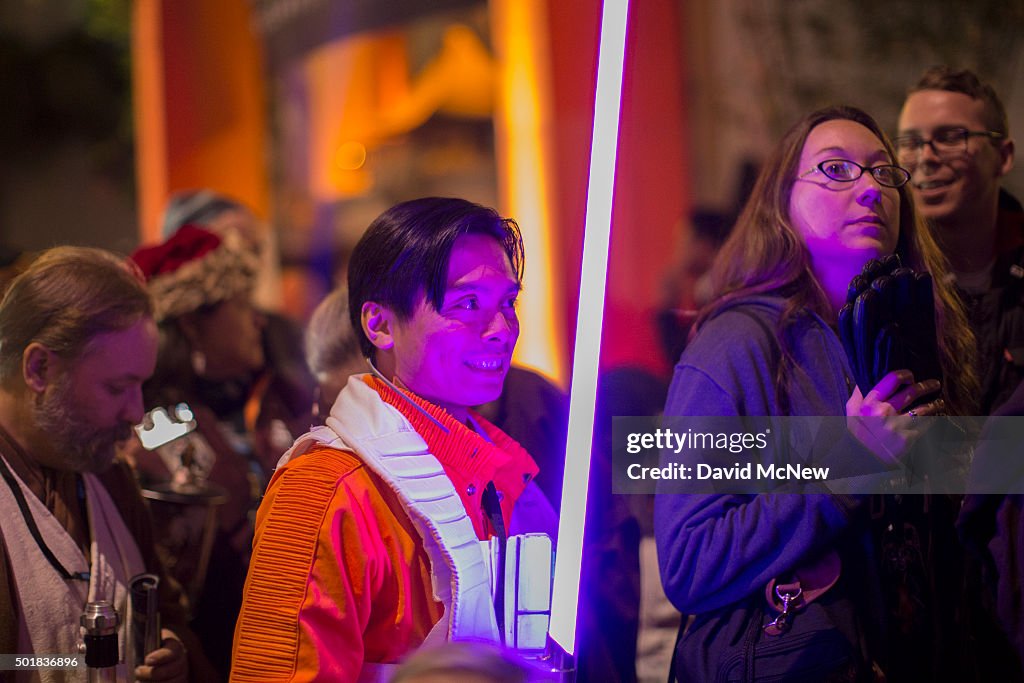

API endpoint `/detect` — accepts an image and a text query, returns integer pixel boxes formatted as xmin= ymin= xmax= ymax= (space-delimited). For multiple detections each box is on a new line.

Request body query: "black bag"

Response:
xmin=672 ymin=594 xmax=865 ymax=683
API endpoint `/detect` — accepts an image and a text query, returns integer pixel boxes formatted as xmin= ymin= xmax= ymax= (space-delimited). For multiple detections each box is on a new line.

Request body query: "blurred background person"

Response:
xmin=304 ymin=286 xmax=367 ymax=424
xmin=656 ymin=162 xmax=757 ymax=367
xmin=128 ymin=224 xmax=306 ymax=679
xmin=161 ymin=190 xmax=281 ymax=311
xmin=161 ymin=189 xmax=316 ymax=409
xmin=897 ymin=66 xmax=1019 ymax=416
xmin=656 ymin=209 xmax=735 ymax=367
xmin=906 ymin=68 xmax=1024 ymax=681
xmin=389 ymin=641 xmax=532 ymax=683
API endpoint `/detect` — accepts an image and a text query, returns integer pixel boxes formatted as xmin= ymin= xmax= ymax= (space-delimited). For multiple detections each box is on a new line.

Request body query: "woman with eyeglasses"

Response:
xmin=654 ymin=105 xmax=978 ymax=681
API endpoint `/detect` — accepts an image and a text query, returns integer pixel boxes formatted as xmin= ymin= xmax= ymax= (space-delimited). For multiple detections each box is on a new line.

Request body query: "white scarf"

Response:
xmin=279 ymin=376 xmax=500 ymax=646
xmin=0 ymin=460 xmax=146 ymax=682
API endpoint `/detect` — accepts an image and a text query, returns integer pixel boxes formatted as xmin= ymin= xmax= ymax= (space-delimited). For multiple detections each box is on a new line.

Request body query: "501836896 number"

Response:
xmin=0 ymin=654 xmax=83 ymax=670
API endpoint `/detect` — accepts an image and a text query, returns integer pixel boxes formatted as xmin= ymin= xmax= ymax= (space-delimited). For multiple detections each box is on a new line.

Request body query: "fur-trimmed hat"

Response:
xmin=131 ymin=224 xmax=259 ymax=322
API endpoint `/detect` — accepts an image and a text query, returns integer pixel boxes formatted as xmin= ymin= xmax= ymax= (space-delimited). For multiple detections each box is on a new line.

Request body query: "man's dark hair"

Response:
xmin=909 ymin=65 xmax=1009 ymax=136
xmin=0 ymin=247 xmax=153 ymax=384
xmin=348 ymin=197 xmax=524 ymax=359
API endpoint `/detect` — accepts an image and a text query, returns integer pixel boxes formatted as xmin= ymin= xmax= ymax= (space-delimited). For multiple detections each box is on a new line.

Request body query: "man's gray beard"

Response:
xmin=33 ymin=379 xmax=130 ymax=473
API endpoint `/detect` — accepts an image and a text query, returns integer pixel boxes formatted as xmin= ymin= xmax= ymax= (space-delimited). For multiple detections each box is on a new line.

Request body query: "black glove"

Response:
xmin=837 ymin=254 xmax=943 ymax=395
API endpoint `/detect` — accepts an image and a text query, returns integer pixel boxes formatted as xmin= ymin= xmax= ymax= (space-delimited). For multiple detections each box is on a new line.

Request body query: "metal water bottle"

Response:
xmin=129 ymin=573 xmax=161 ymax=669
xmin=81 ymin=600 xmax=119 ymax=682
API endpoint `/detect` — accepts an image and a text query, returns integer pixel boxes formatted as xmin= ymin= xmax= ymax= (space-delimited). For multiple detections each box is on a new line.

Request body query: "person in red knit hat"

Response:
xmin=230 ymin=197 xmax=557 ymax=682
xmin=130 ymin=224 xmax=309 ymax=680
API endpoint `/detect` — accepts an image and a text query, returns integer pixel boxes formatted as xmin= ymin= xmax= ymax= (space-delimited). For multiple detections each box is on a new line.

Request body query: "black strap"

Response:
xmin=482 ymin=481 xmax=507 ymax=639
xmin=0 ymin=452 xmax=90 ymax=582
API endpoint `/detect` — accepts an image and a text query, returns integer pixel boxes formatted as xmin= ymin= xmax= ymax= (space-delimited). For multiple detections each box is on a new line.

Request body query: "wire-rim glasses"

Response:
xmin=800 ymin=159 xmax=910 ymax=188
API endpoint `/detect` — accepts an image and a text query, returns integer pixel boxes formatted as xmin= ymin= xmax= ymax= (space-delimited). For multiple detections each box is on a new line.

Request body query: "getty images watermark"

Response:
xmin=625 ymin=427 xmax=828 ymax=482
xmin=612 ymin=415 xmax=1024 ymax=495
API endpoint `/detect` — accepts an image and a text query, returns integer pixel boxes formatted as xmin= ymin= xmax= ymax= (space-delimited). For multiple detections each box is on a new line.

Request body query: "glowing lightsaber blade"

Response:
xmin=548 ymin=0 xmax=631 ymax=661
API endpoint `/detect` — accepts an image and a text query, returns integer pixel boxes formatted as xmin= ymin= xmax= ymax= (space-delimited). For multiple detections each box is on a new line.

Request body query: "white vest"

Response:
xmin=0 ymin=460 xmax=146 ymax=683
xmin=279 ymin=377 xmax=501 ymax=651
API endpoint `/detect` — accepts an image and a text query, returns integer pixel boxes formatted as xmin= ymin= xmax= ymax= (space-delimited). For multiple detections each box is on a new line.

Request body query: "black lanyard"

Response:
xmin=482 ymin=481 xmax=507 ymax=638
xmin=0 ymin=448 xmax=90 ymax=582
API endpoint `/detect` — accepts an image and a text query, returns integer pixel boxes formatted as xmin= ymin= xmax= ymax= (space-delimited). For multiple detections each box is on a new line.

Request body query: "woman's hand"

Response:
xmin=134 ymin=629 xmax=188 ymax=682
xmin=846 ymin=369 xmax=944 ymax=465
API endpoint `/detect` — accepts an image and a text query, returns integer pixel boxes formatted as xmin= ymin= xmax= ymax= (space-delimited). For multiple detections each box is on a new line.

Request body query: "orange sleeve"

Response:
xmin=230 ymin=447 xmax=442 ymax=682
xmin=231 ymin=448 xmax=379 ymax=682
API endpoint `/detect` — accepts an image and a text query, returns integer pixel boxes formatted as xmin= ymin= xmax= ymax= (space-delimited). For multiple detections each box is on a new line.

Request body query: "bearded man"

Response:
xmin=0 ymin=246 xmax=215 ymax=682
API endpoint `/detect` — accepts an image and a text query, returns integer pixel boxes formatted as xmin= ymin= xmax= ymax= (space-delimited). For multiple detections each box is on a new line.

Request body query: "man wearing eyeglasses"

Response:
xmin=897 ymin=65 xmax=1020 ymax=415
xmin=900 ymin=67 xmax=1024 ymax=680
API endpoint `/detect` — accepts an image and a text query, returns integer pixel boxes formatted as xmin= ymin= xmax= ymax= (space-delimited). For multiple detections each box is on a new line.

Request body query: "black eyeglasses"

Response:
xmin=895 ymin=126 xmax=1005 ymax=160
xmin=800 ymin=159 xmax=910 ymax=188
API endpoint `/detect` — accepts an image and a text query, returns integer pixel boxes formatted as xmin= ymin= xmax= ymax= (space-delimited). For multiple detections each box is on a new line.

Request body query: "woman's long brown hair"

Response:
xmin=697 ymin=105 xmax=978 ymax=415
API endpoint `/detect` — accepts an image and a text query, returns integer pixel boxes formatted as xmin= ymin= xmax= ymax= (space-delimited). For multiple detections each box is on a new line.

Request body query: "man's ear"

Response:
xmin=999 ymin=137 xmax=1015 ymax=177
xmin=362 ymin=301 xmax=395 ymax=351
xmin=22 ymin=343 xmax=56 ymax=394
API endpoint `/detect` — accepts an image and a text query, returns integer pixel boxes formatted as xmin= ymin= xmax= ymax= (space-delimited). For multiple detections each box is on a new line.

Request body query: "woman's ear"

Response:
xmin=362 ymin=301 xmax=395 ymax=351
